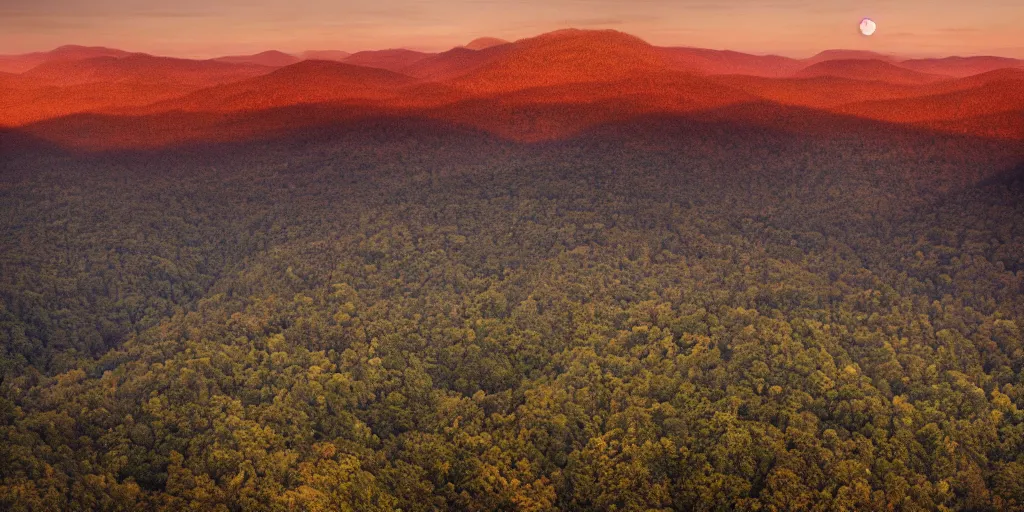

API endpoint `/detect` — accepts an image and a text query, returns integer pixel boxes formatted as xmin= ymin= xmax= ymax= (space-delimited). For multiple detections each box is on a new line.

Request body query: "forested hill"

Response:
xmin=1 ymin=120 xmax=1024 ymax=510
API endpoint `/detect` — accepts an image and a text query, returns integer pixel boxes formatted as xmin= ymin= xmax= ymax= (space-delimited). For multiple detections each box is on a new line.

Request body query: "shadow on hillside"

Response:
xmin=3 ymin=103 xmax=1022 ymax=171
xmin=977 ymin=160 xmax=1024 ymax=189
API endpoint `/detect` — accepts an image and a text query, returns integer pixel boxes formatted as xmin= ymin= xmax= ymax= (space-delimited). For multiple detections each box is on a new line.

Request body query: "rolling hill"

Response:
xmin=14 ymin=70 xmax=757 ymax=147
xmin=0 ymin=82 xmax=204 ymax=126
xmin=398 ymin=45 xmax=515 ymax=80
xmin=794 ymin=59 xmax=947 ymax=85
xmin=342 ymin=49 xmax=434 ymax=71
xmin=835 ymin=78 xmax=1024 ymax=123
xmin=464 ymin=37 xmax=510 ymax=50
xmin=5 ymin=28 xmax=1024 ymax=147
xmin=214 ymin=50 xmax=302 ymax=67
xmin=141 ymin=60 xmax=416 ymax=113
xmin=300 ymin=50 xmax=352 ymax=61
xmin=449 ymin=29 xmax=670 ymax=93
xmin=926 ymin=109 xmax=1024 ymax=139
xmin=709 ymin=75 xmax=920 ymax=108
xmin=0 ymin=45 xmax=132 ymax=73
xmin=657 ymin=47 xmax=803 ymax=77
xmin=898 ymin=56 xmax=1024 ymax=77
xmin=803 ymin=49 xmax=896 ymax=65
xmin=0 ymin=55 xmax=277 ymax=126
xmin=424 ymin=72 xmax=756 ymax=140
xmin=20 ymin=54 xmax=274 ymax=87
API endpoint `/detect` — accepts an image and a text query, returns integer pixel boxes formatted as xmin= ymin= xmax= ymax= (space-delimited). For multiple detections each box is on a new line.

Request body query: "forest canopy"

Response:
xmin=1 ymin=119 xmax=1023 ymax=511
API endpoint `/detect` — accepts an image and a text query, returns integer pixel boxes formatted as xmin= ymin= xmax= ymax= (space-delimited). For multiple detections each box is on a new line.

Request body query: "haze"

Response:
xmin=1 ymin=0 xmax=1022 ymax=58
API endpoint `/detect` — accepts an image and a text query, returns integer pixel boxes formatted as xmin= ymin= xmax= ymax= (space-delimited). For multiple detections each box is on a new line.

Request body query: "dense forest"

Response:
xmin=1 ymin=119 xmax=1024 ymax=510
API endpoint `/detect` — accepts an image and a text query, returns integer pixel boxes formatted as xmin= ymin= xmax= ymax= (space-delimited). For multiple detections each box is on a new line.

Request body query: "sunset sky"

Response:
xmin=1 ymin=0 xmax=1021 ymax=58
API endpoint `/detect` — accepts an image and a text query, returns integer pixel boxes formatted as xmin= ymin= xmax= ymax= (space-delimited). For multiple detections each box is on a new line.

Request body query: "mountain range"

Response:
xmin=2 ymin=29 xmax=1023 ymax=149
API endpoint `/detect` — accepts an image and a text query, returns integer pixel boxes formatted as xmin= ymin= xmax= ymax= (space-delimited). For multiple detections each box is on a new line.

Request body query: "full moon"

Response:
xmin=859 ymin=18 xmax=877 ymax=36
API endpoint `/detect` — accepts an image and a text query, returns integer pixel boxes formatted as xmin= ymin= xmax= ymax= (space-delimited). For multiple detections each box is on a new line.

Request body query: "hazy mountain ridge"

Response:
xmin=464 ymin=37 xmax=510 ymax=50
xmin=214 ymin=50 xmax=302 ymax=67
xmin=0 ymin=44 xmax=132 ymax=73
xmin=4 ymin=29 xmax=1024 ymax=146
xmin=793 ymin=59 xmax=948 ymax=85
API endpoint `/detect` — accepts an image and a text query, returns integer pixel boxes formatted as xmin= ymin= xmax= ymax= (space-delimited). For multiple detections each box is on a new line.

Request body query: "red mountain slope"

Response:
xmin=925 ymin=67 xmax=1024 ymax=89
xmin=711 ymin=75 xmax=920 ymax=108
xmin=0 ymin=71 xmax=33 ymax=89
xmin=450 ymin=29 xmax=670 ymax=94
xmin=465 ymin=38 xmax=510 ymax=50
xmin=794 ymin=59 xmax=947 ymax=85
xmin=0 ymin=82 xmax=201 ymax=126
xmin=300 ymin=50 xmax=351 ymax=61
xmin=9 ymin=30 xmax=1024 ymax=148
xmin=898 ymin=56 xmax=1024 ymax=78
xmin=712 ymin=68 xmax=1024 ymax=110
xmin=1 ymin=56 xmax=276 ymax=126
xmin=657 ymin=47 xmax=803 ymax=77
xmin=214 ymin=50 xmax=301 ymax=67
xmin=342 ymin=49 xmax=434 ymax=72
xmin=15 ymin=75 xmax=753 ymax=149
xmin=835 ymin=78 xmax=1024 ymax=123
xmin=926 ymin=110 xmax=1024 ymax=140
xmin=21 ymin=54 xmax=274 ymax=87
xmin=428 ymin=72 xmax=755 ymax=140
xmin=890 ymin=68 xmax=1024 ymax=99
xmin=803 ymin=50 xmax=896 ymax=65
xmin=0 ymin=45 xmax=132 ymax=73
xmin=400 ymin=45 xmax=514 ymax=80
xmin=142 ymin=60 xmax=416 ymax=113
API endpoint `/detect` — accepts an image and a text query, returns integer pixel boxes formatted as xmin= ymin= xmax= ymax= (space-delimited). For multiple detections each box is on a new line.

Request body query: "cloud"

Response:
xmin=934 ymin=27 xmax=982 ymax=33
xmin=882 ymin=32 xmax=918 ymax=38
xmin=558 ymin=17 xmax=628 ymax=26
xmin=0 ymin=16 xmax=89 ymax=30
xmin=0 ymin=6 xmax=214 ymax=19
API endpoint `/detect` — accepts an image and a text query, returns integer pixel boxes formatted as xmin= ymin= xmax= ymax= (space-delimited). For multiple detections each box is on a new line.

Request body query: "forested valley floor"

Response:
xmin=2 ymin=119 xmax=1024 ymax=511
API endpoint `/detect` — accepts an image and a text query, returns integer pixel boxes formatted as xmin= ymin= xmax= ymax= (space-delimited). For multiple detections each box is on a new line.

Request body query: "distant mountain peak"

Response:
xmin=0 ymin=45 xmax=134 ymax=73
xmin=214 ymin=50 xmax=300 ymax=67
xmin=803 ymin=58 xmax=904 ymax=69
xmin=341 ymin=49 xmax=434 ymax=72
xmin=47 ymin=45 xmax=133 ymax=59
xmin=898 ymin=55 xmax=1024 ymax=77
xmin=806 ymin=49 xmax=896 ymax=65
xmin=255 ymin=50 xmax=292 ymax=57
xmin=795 ymin=58 xmax=945 ymax=85
xmin=267 ymin=59 xmax=411 ymax=79
xmin=464 ymin=37 xmax=510 ymax=50
xmin=450 ymin=28 xmax=668 ymax=94
xmin=528 ymin=28 xmax=651 ymax=44
xmin=300 ymin=50 xmax=351 ymax=61
xmin=52 ymin=44 xmax=126 ymax=53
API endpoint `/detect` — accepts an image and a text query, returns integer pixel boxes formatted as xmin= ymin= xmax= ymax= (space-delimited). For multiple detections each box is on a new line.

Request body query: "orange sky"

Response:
xmin=1 ymin=0 xmax=1022 ymax=58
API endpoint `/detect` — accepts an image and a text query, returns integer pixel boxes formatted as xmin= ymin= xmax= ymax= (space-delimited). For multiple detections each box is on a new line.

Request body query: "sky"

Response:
xmin=1 ymin=0 xmax=1021 ymax=58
